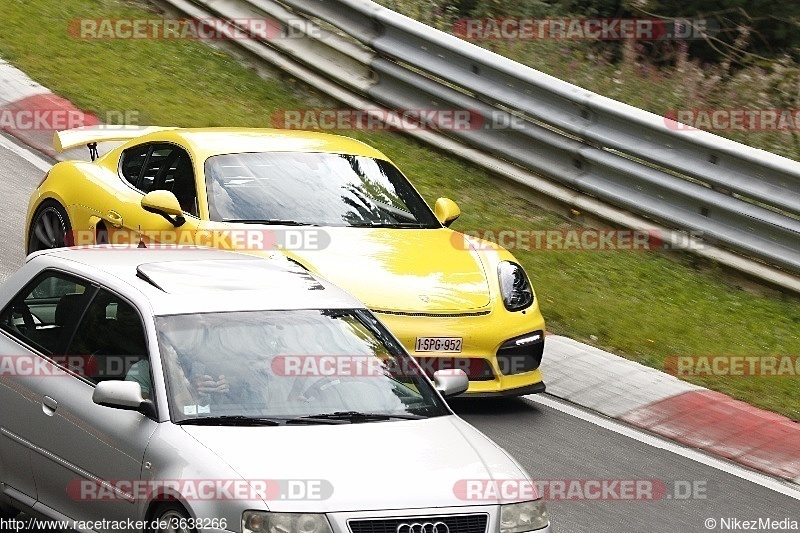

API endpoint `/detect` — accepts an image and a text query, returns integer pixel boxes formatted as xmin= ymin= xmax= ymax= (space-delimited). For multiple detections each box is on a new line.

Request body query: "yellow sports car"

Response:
xmin=27 ymin=127 xmax=547 ymax=395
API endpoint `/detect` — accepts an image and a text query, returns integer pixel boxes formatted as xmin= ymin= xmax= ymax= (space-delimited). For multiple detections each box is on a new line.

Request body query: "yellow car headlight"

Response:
xmin=498 ymin=261 xmax=534 ymax=312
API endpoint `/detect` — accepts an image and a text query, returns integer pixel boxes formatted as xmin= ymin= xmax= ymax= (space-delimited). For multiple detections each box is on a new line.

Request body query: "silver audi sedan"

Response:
xmin=0 ymin=246 xmax=550 ymax=533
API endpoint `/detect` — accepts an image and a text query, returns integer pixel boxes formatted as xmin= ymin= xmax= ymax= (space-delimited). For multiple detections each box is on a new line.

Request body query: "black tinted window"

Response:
xmin=0 ymin=272 xmax=90 ymax=355
xmin=120 ymin=143 xmax=197 ymax=216
xmin=139 ymin=146 xmax=173 ymax=192
xmin=68 ymin=290 xmax=148 ymax=384
xmin=161 ymin=150 xmax=197 ymax=216
xmin=120 ymin=144 xmax=149 ymax=187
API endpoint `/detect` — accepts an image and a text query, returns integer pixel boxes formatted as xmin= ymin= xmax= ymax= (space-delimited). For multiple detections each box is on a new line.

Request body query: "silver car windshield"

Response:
xmin=204 ymin=152 xmax=440 ymax=228
xmin=155 ymin=309 xmax=450 ymax=423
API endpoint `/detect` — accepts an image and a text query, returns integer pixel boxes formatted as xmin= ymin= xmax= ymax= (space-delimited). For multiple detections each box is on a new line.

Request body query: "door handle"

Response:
xmin=107 ymin=210 xmax=123 ymax=228
xmin=42 ymin=395 xmax=58 ymax=416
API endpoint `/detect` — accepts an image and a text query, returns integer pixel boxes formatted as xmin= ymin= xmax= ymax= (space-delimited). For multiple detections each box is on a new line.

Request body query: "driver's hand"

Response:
xmin=193 ymin=374 xmax=230 ymax=395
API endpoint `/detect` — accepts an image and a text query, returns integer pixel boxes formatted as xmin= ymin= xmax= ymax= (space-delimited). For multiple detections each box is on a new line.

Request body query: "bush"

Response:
xmin=560 ymin=0 xmax=800 ymax=63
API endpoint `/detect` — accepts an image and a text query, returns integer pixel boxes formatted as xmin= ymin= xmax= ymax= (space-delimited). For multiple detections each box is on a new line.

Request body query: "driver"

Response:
xmin=125 ymin=354 xmax=230 ymax=406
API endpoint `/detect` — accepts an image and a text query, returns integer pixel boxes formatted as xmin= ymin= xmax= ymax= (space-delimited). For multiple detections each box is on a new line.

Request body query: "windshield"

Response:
xmin=204 ymin=152 xmax=440 ymax=228
xmin=155 ymin=309 xmax=450 ymax=423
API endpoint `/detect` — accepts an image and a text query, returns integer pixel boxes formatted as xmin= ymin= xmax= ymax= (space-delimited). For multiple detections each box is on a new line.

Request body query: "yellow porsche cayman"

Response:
xmin=27 ymin=127 xmax=546 ymax=395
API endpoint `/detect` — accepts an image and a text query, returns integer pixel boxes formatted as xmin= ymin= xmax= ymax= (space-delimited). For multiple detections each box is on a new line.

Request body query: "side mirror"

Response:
xmin=434 ymin=198 xmax=461 ymax=227
xmin=433 ymin=369 xmax=469 ymax=398
xmin=92 ymin=380 xmax=155 ymax=417
xmin=141 ymin=190 xmax=186 ymax=227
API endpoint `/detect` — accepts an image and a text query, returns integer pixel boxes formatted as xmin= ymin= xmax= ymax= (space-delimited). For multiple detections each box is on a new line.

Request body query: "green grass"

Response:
xmin=1 ymin=0 xmax=799 ymax=419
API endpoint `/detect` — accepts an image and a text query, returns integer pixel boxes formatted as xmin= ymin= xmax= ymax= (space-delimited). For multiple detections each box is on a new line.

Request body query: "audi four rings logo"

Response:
xmin=396 ymin=522 xmax=450 ymax=533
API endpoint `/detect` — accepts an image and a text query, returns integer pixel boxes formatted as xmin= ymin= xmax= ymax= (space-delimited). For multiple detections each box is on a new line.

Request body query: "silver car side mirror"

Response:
xmin=433 ymin=369 xmax=469 ymax=397
xmin=92 ymin=380 xmax=154 ymax=417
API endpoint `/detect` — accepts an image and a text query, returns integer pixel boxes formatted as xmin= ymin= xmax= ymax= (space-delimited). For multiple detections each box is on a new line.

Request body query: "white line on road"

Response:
xmin=525 ymin=393 xmax=800 ymax=500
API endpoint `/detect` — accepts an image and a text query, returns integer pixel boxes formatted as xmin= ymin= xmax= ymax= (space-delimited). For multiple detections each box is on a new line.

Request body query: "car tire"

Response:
xmin=148 ymin=502 xmax=197 ymax=533
xmin=27 ymin=200 xmax=72 ymax=255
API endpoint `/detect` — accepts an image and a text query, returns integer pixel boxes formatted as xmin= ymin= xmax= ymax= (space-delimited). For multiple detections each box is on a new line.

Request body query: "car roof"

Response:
xmin=122 ymin=128 xmax=390 ymax=162
xmin=26 ymin=246 xmax=364 ymax=316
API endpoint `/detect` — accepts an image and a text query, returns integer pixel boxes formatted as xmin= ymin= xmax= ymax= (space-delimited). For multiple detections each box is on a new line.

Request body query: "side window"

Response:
xmin=67 ymin=290 xmax=150 ymax=394
xmin=0 ymin=272 xmax=91 ymax=355
xmin=120 ymin=143 xmax=198 ymax=217
xmin=163 ymin=151 xmax=198 ymax=216
xmin=120 ymin=144 xmax=149 ymax=187
xmin=139 ymin=146 xmax=173 ymax=193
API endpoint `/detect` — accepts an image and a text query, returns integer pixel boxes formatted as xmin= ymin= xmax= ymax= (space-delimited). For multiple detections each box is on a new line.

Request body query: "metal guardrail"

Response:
xmin=163 ymin=0 xmax=800 ymax=279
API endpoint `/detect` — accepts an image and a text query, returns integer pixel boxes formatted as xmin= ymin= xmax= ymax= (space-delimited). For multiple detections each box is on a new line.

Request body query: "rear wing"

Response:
xmin=53 ymin=125 xmax=177 ymax=155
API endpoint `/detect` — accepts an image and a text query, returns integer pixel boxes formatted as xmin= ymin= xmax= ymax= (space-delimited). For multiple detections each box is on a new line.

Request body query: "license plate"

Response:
xmin=414 ymin=337 xmax=463 ymax=353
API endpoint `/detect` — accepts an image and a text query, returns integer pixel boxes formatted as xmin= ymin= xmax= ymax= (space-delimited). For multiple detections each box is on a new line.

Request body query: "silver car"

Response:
xmin=0 ymin=247 xmax=550 ymax=533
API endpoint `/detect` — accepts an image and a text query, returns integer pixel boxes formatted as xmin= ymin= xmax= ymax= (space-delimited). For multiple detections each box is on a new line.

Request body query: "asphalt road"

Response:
xmin=0 ymin=134 xmax=798 ymax=532
xmin=0 ymin=135 xmax=43 ymax=279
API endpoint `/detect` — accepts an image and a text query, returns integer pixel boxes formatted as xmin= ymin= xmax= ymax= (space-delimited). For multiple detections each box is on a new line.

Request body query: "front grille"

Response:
xmin=349 ymin=514 xmax=488 ymax=533
xmin=495 ymin=330 xmax=545 ymax=375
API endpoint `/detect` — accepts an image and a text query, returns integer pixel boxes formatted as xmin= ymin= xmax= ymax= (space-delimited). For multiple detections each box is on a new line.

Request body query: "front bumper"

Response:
xmin=326 ymin=505 xmax=551 ymax=533
xmin=464 ymin=380 xmax=546 ymax=398
xmin=373 ymin=306 xmax=547 ymax=395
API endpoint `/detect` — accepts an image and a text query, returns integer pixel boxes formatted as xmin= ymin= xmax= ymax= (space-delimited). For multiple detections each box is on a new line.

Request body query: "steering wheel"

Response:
xmin=294 ymin=376 xmax=349 ymax=402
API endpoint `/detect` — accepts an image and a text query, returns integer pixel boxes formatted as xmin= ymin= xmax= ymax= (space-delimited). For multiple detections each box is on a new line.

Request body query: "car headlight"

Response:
xmin=499 ymin=500 xmax=549 ymax=533
xmin=243 ymin=512 xmax=334 ymax=533
xmin=498 ymin=261 xmax=534 ymax=311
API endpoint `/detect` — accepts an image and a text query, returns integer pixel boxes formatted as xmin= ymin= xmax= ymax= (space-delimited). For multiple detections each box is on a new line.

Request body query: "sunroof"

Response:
xmin=136 ymin=259 xmax=324 ymax=293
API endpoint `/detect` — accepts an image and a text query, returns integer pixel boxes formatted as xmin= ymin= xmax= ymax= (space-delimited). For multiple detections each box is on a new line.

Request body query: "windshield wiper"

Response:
xmin=177 ymin=415 xmax=282 ymax=426
xmin=286 ymin=411 xmax=425 ymax=424
xmin=222 ymin=219 xmax=319 ymax=226
xmin=375 ymin=222 xmax=428 ymax=228
xmin=347 ymin=221 xmax=427 ymax=228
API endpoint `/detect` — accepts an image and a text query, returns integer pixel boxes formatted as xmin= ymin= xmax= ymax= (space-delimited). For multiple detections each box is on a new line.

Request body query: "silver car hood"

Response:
xmin=180 ymin=415 xmax=529 ymax=512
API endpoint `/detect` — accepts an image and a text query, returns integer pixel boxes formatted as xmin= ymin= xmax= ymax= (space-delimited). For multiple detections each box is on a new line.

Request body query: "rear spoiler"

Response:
xmin=53 ymin=125 xmax=177 ymax=154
